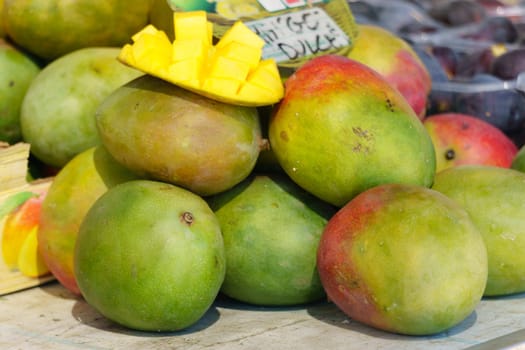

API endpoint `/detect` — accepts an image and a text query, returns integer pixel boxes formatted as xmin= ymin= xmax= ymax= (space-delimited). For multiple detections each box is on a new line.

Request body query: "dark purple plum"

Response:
xmin=427 ymin=88 xmax=456 ymax=116
xmin=491 ymin=48 xmax=525 ymax=80
xmin=430 ymin=45 xmax=460 ymax=78
xmin=412 ymin=44 xmax=450 ymax=82
xmin=454 ymin=73 xmax=525 ymax=133
xmin=462 ymin=17 xmax=518 ymax=43
xmin=398 ymin=21 xmax=441 ymax=38
xmin=478 ymin=0 xmax=510 ymax=13
xmin=455 ymin=46 xmax=497 ymax=78
xmin=429 ymin=0 xmax=487 ymax=26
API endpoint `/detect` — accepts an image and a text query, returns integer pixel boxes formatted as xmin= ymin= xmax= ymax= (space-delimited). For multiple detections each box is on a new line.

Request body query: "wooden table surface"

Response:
xmin=1 ymin=281 xmax=525 ymax=349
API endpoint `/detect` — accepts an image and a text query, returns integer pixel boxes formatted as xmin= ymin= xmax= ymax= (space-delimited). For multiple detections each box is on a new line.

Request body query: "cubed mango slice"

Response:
xmin=207 ymin=55 xmax=251 ymax=81
xmin=118 ymin=44 xmax=136 ymax=66
xmin=246 ymin=59 xmax=284 ymax=95
xmin=216 ymin=20 xmax=265 ymax=50
xmin=215 ymin=41 xmax=262 ymax=69
xmin=174 ymin=11 xmax=213 ymax=46
xmin=172 ymin=39 xmax=208 ymax=61
xmin=131 ymin=24 xmax=159 ymax=43
xmin=117 ymin=11 xmax=284 ymax=106
xmin=168 ymin=59 xmax=203 ymax=83
xmin=237 ymin=81 xmax=281 ymax=104
xmin=202 ymin=77 xmax=241 ymax=96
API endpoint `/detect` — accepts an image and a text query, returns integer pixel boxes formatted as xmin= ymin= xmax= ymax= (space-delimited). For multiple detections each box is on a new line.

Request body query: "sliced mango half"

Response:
xmin=118 ymin=10 xmax=283 ymax=106
xmin=1 ymin=190 xmax=50 ymax=278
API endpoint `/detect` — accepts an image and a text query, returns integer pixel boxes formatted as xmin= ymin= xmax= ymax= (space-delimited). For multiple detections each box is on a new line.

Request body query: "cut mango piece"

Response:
xmin=118 ymin=44 xmax=136 ymax=66
xmin=2 ymin=196 xmax=42 ymax=269
xmin=246 ymin=59 xmax=284 ymax=95
xmin=238 ymin=81 xmax=281 ymax=104
xmin=131 ymin=33 xmax=172 ymax=61
xmin=172 ymin=39 xmax=208 ymax=61
xmin=17 ymin=227 xmax=50 ymax=278
xmin=202 ymin=77 xmax=242 ymax=96
xmin=216 ymin=20 xmax=265 ymax=50
xmin=118 ymin=11 xmax=284 ymax=106
xmin=215 ymin=41 xmax=262 ymax=69
xmin=207 ymin=55 xmax=251 ymax=81
xmin=2 ymin=191 xmax=46 ymax=275
xmin=131 ymin=24 xmax=160 ymax=43
xmin=168 ymin=59 xmax=203 ymax=83
xmin=174 ymin=11 xmax=212 ymax=45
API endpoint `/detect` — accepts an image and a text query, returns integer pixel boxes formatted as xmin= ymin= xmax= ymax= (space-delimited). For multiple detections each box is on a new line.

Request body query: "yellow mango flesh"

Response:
xmin=216 ymin=20 xmax=265 ymax=50
xmin=216 ymin=41 xmax=262 ymax=70
xmin=117 ymin=11 xmax=283 ymax=106
xmin=174 ymin=10 xmax=211 ymax=44
xmin=2 ymin=197 xmax=40 ymax=268
xmin=17 ymin=227 xmax=50 ymax=278
xmin=1 ymin=193 xmax=50 ymax=277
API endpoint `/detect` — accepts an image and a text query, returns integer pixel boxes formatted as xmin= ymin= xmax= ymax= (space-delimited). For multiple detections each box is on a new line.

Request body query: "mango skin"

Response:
xmin=38 ymin=146 xmax=140 ymax=295
xmin=207 ymin=174 xmax=336 ymax=306
xmin=269 ymin=54 xmax=436 ymax=207
xmin=0 ymin=39 xmax=40 ymax=144
xmin=0 ymin=0 xmax=5 ymax=38
xmin=75 ymin=180 xmax=225 ymax=332
xmin=424 ymin=113 xmax=518 ymax=173
xmin=348 ymin=25 xmax=431 ymax=120
xmin=317 ymin=183 xmax=488 ymax=336
xmin=4 ymin=0 xmax=152 ymax=61
xmin=20 ymin=47 xmax=143 ymax=168
xmin=96 ymin=75 xmax=262 ymax=197
xmin=511 ymin=144 xmax=525 ymax=172
xmin=432 ymin=165 xmax=525 ymax=296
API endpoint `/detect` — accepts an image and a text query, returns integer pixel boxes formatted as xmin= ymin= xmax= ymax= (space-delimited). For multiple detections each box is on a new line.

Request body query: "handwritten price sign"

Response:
xmin=246 ymin=7 xmax=350 ymax=63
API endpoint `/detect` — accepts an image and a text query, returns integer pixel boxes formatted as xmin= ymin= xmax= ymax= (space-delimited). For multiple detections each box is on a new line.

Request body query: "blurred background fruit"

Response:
xmin=149 ymin=0 xmax=175 ymax=40
xmin=0 ymin=39 xmax=40 ymax=144
xmin=347 ymin=24 xmax=431 ymax=120
xmin=0 ymin=0 xmax=6 ymax=38
xmin=214 ymin=0 xmax=261 ymax=20
xmin=167 ymin=0 xmax=215 ymax=12
xmin=3 ymin=0 xmax=153 ymax=62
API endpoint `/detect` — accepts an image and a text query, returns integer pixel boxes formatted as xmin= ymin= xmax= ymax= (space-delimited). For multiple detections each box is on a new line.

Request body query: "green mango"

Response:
xmin=0 ymin=39 xmax=40 ymax=143
xmin=38 ymin=145 xmax=140 ymax=295
xmin=75 ymin=180 xmax=225 ymax=332
xmin=20 ymin=47 xmax=143 ymax=168
xmin=207 ymin=174 xmax=336 ymax=306
xmin=511 ymin=144 xmax=525 ymax=172
xmin=4 ymin=0 xmax=153 ymax=61
xmin=318 ymin=183 xmax=487 ymax=335
xmin=433 ymin=165 xmax=525 ymax=296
